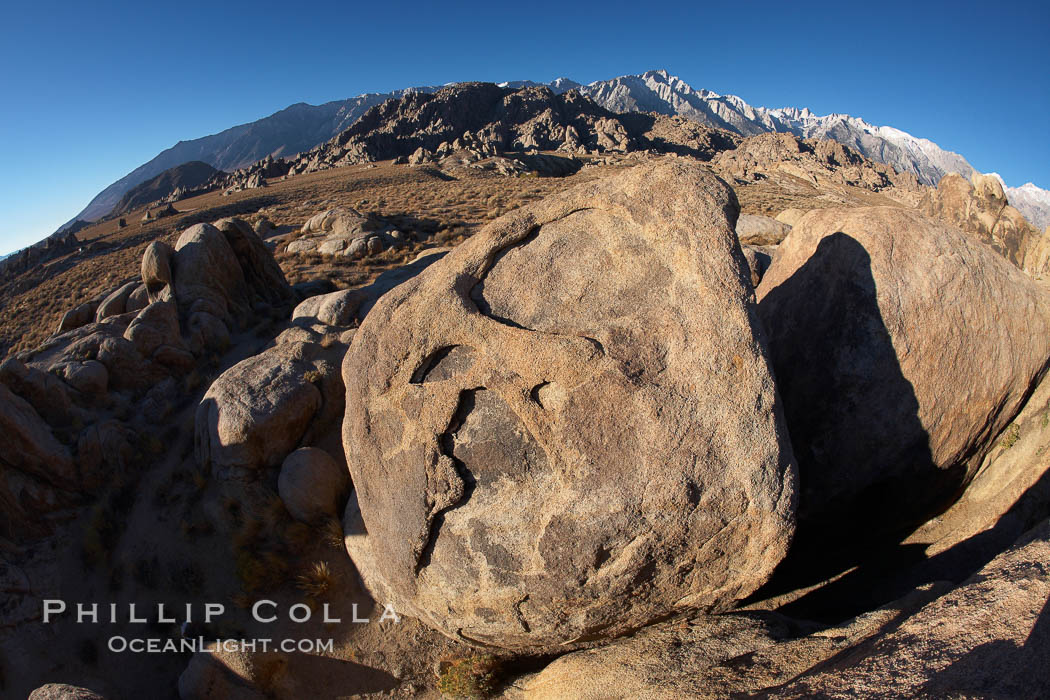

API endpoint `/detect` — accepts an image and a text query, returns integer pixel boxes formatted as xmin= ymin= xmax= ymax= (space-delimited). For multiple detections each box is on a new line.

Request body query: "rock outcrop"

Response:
xmin=342 ymin=159 xmax=797 ymax=651
xmin=919 ymin=171 xmax=1040 ymax=268
xmin=171 ymin=219 xmax=293 ymax=352
xmin=3 ymin=216 xmax=294 ymax=539
xmin=286 ymin=207 xmax=406 ymax=258
xmin=713 ymin=132 xmax=923 ymax=203
xmin=756 ymin=206 xmax=1050 ymax=542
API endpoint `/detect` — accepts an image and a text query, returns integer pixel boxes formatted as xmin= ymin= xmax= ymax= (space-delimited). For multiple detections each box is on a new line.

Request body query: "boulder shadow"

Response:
xmin=750 ymin=232 xmax=967 ymax=618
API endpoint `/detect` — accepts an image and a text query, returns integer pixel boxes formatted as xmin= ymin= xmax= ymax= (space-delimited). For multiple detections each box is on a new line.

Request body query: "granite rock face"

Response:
xmin=757 ymin=206 xmax=1050 ymax=540
xmin=342 ymin=159 xmax=797 ymax=651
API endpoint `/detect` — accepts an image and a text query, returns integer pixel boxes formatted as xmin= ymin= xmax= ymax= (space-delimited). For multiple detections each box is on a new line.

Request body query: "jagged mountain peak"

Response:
xmin=68 ymin=69 xmax=1040 ymax=232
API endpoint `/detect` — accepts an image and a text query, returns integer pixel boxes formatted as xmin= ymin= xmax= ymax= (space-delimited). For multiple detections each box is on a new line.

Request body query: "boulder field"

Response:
xmin=6 ymin=156 xmax=1050 ymax=697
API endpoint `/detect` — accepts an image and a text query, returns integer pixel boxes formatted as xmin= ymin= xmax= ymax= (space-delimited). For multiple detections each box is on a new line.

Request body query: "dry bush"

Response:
xmin=437 ymin=654 xmax=502 ymax=699
xmin=296 ymin=561 xmax=335 ymax=598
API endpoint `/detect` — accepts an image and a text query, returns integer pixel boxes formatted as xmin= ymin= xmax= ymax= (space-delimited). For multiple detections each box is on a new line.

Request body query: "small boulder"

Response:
xmin=28 ymin=684 xmax=107 ymax=700
xmin=195 ymin=342 xmax=339 ymax=475
xmin=57 ymin=299 xmax=101 ymax=334
xmin=95 ymin=280 xmax=140 ymax=322
xmin=278 ymin=447 xmax=349 ymax=523
xmin=291 ymin=289 xmax=365 ymax=328
xmin=52 ymin=360 xmax=108 ymax=395
xmin=142 ymin=240 xmax=175 ymax=303
xmin=736 ymin=213 xmax=791 ymax=246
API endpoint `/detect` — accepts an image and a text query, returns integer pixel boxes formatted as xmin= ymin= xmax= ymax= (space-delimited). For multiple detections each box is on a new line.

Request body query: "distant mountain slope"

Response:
xmin=988 ymin=175 xmax=1050 ymax=230
xmin=74 ymin=86 xmax=442 ymax=222
xmin=112 ymin=161 xmax=222 ymax=215
xmin=568 ymin=70 xmax=975 ymax=186
xmin=72 ymin=69 xmax=1041 ymax=230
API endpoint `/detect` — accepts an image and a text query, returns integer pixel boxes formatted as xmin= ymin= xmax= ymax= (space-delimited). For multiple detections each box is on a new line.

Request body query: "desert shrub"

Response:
xmin=437 ymin=654 xmax=501 ymax=699
xmin=1000 ymin=423 xmax=1021 ymax=449
xmin=322 ymin=517 xmax=345 ymax=550
xmin=296 ymin=561 xmax=335 ymax=598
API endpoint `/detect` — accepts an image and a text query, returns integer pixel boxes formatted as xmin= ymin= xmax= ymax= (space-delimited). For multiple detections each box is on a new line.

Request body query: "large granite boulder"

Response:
xmin=756 ymin=206 xmax=1050 ymax=541
xmin=172 ymin=223 xmax=251 ymax=331
xmin=171 ymin=221 xmax=293 ymax=352
xmin=213 ymin=217 xmax=295 ymax=309
xmin=341 ymin=159 xmax=798 ymax=651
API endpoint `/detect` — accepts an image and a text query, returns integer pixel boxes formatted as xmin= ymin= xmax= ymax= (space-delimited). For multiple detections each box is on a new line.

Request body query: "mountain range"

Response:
xmin=70 ymin=70 xmax=1049 ymax=229
xmin=988 ymin=175 xmax=1050 ymax=232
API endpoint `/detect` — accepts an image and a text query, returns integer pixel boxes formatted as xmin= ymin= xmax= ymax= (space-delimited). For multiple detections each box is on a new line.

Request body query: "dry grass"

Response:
xmin=437 ymin=654 xmax=502 ymax=699
xmin=0 ymin=158 xmax=617 ymax=358
xmin=296 ymin=561 xmax=335 ymax=598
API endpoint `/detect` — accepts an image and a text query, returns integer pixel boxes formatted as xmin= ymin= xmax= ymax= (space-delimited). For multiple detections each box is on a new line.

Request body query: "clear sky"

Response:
xmin=1 ymin=0 xmax=1047 ymax=255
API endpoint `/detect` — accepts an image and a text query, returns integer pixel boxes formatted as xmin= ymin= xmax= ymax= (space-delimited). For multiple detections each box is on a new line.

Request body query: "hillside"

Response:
xmin=71 ymin=70 xmax=1043 ymax=232
xmin=111 ymin=161 xmax=223 ymax=215
xmin=72 ymin=87 xmax=442 ymax=221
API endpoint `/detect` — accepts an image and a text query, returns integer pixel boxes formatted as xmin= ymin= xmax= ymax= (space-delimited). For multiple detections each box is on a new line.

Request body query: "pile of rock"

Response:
xmin=920 ymin=171 xmax=1040 ymax=269
xmin=284 ymin=207 xmax=410 ymax=257
xmin=1 ymin=217 xmax=295 ymax=538
xmin=712 ymin=132 xmax=923 ymax=203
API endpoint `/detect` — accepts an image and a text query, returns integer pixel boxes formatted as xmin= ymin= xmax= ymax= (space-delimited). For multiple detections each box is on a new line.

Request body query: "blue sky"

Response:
xmin=1 ymin=0 xmax=1047 ymax=255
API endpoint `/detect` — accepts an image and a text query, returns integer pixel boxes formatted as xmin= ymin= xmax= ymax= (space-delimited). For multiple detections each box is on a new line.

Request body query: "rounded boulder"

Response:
xmin=341 ymin=159 xmax=798 ymax=652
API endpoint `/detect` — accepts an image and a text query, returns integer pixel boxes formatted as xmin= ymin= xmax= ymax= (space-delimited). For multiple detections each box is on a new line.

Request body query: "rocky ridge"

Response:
xmin=3 ymin=127 xmax=1050 ymax=698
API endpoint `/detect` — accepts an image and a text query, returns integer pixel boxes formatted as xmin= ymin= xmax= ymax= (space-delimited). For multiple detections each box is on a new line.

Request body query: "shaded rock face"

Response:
xmin=342 ymin=159 xmax=797 ymax=651
xmin=278 ymin=447 xmax=349 ymax=524
xmin=0 ymin=383 xmax=77 ymax=537
xmin=756 ymin=207 xmax=1050 ymax=545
